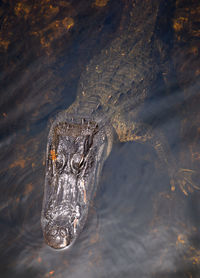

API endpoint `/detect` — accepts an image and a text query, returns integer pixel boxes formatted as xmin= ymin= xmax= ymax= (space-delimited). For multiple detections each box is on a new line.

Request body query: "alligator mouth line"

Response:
xmin=41 ymin=115 xmax=112 ymax=249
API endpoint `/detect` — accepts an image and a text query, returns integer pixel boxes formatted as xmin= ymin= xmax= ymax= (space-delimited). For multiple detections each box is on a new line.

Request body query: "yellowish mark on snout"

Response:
xmin=50 ymin=149 xmax=57 ymax=161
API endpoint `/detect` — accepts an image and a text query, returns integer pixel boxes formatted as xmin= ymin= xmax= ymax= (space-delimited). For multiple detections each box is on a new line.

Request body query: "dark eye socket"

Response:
xmin=71 ymin=154 xmax=84 ymax=171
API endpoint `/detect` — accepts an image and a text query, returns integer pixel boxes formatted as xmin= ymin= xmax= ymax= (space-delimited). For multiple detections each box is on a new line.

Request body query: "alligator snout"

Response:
xmin=44 ymin=224 xmax=72 ymax=249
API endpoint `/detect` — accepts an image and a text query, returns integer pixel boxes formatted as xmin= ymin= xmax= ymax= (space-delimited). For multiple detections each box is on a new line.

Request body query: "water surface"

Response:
xmin=0 ymin=0 xmax=200 ymax=277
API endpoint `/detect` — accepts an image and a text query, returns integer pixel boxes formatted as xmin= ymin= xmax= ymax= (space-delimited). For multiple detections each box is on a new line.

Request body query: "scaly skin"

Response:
xmin=41 ymin=0 xmax=198 ymax=250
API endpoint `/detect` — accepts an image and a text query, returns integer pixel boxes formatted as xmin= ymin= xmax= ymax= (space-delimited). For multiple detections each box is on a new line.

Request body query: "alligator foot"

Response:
xmin=170 ymin=168 xmax=200 ymax=196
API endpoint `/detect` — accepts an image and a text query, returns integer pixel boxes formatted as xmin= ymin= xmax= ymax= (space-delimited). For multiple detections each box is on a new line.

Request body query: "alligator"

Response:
xmin=41 ymin=0 xmax=196 ymax=249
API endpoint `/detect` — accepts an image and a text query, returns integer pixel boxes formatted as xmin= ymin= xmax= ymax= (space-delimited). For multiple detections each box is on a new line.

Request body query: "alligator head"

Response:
xmin=41 ymin=114 xmax=112 ymax=249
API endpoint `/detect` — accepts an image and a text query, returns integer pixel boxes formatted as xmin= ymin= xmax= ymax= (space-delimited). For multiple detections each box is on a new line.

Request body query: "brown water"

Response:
xmin=0 ymin=0 xmax=200 ymax=277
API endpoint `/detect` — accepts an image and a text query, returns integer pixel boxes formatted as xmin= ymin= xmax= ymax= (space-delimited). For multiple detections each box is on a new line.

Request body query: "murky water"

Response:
xmin=0 ymin=0 xmax=200 ymax=277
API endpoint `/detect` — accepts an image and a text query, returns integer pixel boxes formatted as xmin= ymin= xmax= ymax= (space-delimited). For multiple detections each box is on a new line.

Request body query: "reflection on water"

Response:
xmin=0 ymin=0 xmax=200 ymax=277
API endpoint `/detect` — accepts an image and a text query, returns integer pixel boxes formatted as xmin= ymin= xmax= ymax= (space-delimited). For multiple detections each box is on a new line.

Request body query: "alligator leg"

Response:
xmin=112 ymin=115 xmax=200 ymax=195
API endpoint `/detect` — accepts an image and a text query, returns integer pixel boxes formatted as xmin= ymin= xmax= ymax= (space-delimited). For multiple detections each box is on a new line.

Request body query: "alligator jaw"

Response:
xmin=41 ymin=115 xmax=111 ymax=249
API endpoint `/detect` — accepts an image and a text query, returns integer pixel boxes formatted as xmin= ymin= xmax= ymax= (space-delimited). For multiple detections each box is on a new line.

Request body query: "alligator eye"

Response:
xmin=71 ymin=153 xmax=84 ymax=171
xmin=56 ymin=154 xmax=65 ymax=171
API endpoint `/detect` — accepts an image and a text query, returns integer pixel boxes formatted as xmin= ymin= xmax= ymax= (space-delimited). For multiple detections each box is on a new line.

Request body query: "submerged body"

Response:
xmin=41 ymin=0 xmax=166 ymax=249
xmin=41 ymin=0 xmax=194 ymax=249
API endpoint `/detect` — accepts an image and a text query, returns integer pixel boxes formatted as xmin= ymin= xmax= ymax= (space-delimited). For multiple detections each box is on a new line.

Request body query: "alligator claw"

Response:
xmin=170 ymin=168 xmax=200 ymax=196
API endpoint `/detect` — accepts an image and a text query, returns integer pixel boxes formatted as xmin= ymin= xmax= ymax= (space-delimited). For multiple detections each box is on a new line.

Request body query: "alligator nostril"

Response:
xmin=60 ymin=228 xmax=67 ymax=237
